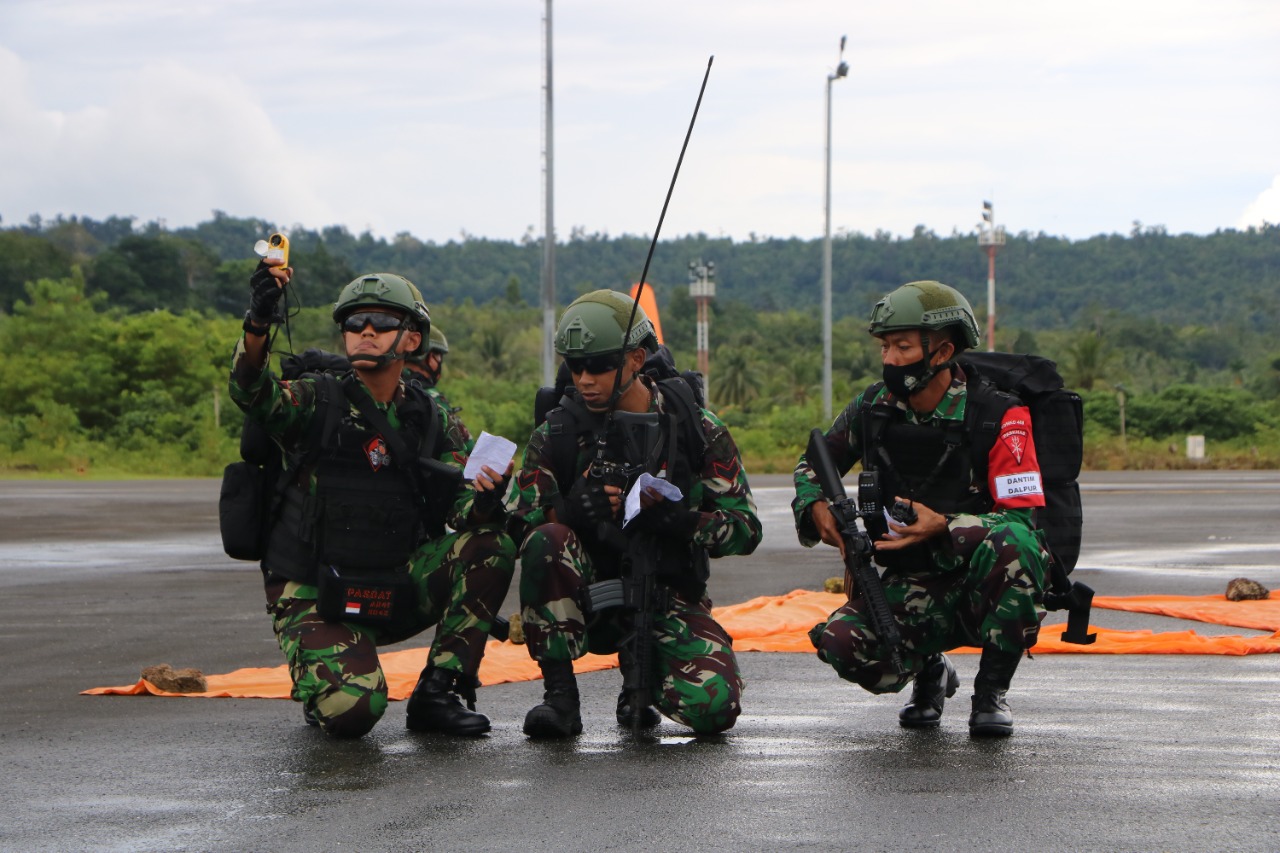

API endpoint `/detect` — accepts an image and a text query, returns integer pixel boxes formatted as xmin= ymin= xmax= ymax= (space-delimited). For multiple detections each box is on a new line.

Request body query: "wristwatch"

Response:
xmin=242 ymin=311 xmax=272 ymax=337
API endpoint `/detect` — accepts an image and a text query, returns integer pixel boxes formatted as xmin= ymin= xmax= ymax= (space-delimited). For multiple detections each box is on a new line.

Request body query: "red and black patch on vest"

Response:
xmin=518 ymin=469 xmax=539 ymax=491
xmin=364 ymin=435 xmax=390 ymax=471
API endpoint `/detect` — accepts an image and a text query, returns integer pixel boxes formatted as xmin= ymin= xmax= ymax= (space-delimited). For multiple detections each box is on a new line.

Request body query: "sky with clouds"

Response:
xmin=1 ymin=0 xmax=1277 ymax=245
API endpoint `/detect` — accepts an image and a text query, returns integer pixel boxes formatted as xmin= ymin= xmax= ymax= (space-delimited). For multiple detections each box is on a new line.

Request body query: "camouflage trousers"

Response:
xmin=815 ymin=520 xmax=1047 ymax=694
xmin=519 ymin=523 xmax=743 ymax=734
xmin=265 ymin=527 xmax=515 ymax=738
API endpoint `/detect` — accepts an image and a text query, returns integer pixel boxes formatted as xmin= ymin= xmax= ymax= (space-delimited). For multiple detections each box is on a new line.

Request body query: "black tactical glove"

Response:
xmin=247 ymin=261 xmax=284 ymax=326
xmin=631 ymin=496 xmax=701 ymax=541
xmin=557 ymin=475 xmax=618 ymax=530
xmin=471 ymin=480 xmax=507 ymax=518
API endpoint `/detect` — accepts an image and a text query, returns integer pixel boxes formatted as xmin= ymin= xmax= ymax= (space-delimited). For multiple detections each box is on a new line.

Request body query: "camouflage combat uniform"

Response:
xmin=231 ymin=338 xmax=515 ymax=738
xmin=425 ymin=386 xmax=475 ymax=454
xmin=510 ymin=377 xmax=762 ymax=734
xmin=793 ymin=368 xmax=1049 ymax=694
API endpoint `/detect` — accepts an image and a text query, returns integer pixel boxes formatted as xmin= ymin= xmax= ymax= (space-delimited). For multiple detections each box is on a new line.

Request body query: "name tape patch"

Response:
xmin=994 ymin=471 xmax=1044 ymax=500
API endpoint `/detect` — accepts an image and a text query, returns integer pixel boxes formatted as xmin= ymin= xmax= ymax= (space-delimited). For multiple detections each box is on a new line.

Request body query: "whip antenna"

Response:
xmin=612 ymin=55 xmax=714 ymax=404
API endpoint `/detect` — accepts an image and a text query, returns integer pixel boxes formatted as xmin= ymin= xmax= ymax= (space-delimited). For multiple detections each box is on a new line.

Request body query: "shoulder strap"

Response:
xmin=657 ymin=377 xmax=708 ymax=468
xmin=268 ymin=373 xmax=344 ymax=518
xmin=964 ymin=375 xmax=1015 ymax=483
xmin=858 ymin=381 xmax=894 ymax=473
xmin=341 ymin=378 xmax=419 ymax=464
xmin=546 ymin=393 xmax=593 ymax=492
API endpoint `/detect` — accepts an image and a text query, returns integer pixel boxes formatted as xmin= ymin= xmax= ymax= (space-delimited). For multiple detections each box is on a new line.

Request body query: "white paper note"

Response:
xmin=462 ymin=431 xmax=517 ymax=481
xmin=623 ymin=473 xmax=684 ymax=528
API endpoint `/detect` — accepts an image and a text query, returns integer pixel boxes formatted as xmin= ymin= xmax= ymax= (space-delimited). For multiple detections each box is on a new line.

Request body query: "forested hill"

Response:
xmin=2 ymin=212 xmax=1277 ymax=331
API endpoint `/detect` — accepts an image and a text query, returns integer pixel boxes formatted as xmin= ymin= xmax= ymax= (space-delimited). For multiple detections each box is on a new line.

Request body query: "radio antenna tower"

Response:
xmin=977 ymin=199 xmax=1006 ymax=352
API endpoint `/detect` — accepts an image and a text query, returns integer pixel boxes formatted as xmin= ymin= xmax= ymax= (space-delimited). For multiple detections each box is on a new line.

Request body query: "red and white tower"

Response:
xmin=977 ymin=200 xmax=1006 ymax=352
xmin=688 ymin=259 xmax=716 ymax=389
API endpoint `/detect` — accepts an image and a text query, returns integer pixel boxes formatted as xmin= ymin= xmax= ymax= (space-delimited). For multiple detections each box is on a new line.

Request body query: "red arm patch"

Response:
xmin=987 ymin=405 xmax=1045 ymax=509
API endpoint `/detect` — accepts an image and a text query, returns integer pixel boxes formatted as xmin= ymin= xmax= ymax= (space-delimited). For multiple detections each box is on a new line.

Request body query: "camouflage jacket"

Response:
xmin=509 ymin=377 xmax=763 ymax=559
xmin=793 ymin=366 xmax=1039 ymax=553
xmin=230 ymin=337 xmax=472 ymax=530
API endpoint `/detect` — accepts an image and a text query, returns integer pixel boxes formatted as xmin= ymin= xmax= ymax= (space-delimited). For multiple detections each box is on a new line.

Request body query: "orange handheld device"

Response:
xmin=265 ymin=232 xmax=289 ymax=267
xmin=254 ymin=233 xmax=290 ymax=267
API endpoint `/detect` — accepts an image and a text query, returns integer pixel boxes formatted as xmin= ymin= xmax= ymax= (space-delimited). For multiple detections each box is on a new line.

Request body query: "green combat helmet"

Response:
xmin=868 ymin=280 xmax=980 ymax=349
xmin=406 ymin=324 xmax=449 ymax=368
xmin=554 ymin=289 xmax=659 ymax=357
xmin=333 ymin=273 xmax=431 ymax=360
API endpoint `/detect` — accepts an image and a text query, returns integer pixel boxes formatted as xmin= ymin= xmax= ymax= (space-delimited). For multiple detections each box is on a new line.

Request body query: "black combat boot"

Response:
xmin=615 ymin=649 xmax=661 ymax=728
xmin=523 ymin=660 xmax=582 ymax=739
xmin=406 ymin=666 xmax=491 ymax=736
xmin=898 ymin=653 xmax=960 ymax=729
xmin=969 ymin=645 xmax=1021 ymax=737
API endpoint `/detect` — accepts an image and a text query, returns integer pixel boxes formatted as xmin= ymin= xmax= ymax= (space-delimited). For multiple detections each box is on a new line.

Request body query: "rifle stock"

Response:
xmin=806 ymin=428 xmax=906 ymax=674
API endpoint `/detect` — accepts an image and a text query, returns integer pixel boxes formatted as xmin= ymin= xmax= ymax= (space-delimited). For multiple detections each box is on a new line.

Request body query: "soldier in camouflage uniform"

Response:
xmin=793 ymin=281 xmax=1049 ymax=736
xmin=510 ymin=290 xmax=762 ymax=738
xmin=233 ymin=262 xmax=515 ymax=739
xmin=404 ymin=324 xmax=475 ymax=453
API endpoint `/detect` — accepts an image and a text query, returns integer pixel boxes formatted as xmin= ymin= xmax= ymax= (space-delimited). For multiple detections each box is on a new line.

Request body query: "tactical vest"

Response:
xmin=543 ymin=378 xmax=710 ymax=588
xmin=859 ymin=378 xmax=1018 ymax=570
xmin=261 ymin=373 xmax=449 ymax=583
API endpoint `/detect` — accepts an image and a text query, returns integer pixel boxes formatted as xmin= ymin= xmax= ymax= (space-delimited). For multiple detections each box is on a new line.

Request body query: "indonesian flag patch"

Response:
xmin=364 ymin=435 xmax=390 ymax=471
xmin=345 ymin=601 xmax=362 ymax=616
xmin=1000 ymin=425 xmax=1029 ymax=465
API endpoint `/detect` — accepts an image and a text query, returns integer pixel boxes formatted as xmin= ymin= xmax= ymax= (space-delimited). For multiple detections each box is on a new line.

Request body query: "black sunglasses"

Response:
xmin=341 ymin=312 xmax=406 ymax=334
xmin=564 ymin=354 xmax=622 ymax=375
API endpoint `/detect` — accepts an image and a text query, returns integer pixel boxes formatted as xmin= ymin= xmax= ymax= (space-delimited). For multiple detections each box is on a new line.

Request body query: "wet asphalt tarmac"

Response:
xmin=0 ymin=471 xmax=1278 ymax=852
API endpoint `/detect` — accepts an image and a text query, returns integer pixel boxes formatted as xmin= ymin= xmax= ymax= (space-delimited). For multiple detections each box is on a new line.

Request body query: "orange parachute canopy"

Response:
xmin=83 ymin=590 xmax=1280 ymax=701
xmin=629 ymin=283 xmax=664 ymax=345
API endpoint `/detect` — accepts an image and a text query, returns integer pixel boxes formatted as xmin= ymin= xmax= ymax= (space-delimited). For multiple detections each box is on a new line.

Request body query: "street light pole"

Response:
xmin=540 ymin=0 xmax=556 ymax=386
xmin=822 ymin=36 xmax=848 ymax=423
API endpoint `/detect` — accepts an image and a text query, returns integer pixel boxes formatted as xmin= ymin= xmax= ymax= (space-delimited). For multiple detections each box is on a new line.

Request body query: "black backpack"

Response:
xmin=959 ymin=351 xmax=1084 ymax=573
xmin=218 ymin=349 xmax=352 ymax=561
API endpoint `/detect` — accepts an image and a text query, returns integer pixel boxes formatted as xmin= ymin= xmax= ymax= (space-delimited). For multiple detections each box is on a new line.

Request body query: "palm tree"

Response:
xmin=1064 ymin=333 xmax=1114 ymax=391
xmin=710 ymin=348 xmax=759 ymax=409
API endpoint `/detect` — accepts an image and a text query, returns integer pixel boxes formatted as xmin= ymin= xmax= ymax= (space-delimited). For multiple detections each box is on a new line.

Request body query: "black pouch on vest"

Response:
xmin=315 ymin=564 xmax=418 ymax=626
xmin=219 ymin=461 xmax=267 ymax=561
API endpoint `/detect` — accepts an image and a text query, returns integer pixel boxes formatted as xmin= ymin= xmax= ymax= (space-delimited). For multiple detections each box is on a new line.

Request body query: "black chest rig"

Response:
xmin=860 ymin=381 xmax=1008 ymax=570
xmin=262 ymin=374 xmax=449 ymax=583
xmin=544 ymin=379 xmax=708 ymax=588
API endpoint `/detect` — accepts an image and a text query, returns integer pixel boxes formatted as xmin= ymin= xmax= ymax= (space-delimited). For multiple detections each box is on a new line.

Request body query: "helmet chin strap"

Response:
xmin=349 ymin=329 xmax=409 ymax=369
xmin=904 ymin=333 xmax=954 ymax=394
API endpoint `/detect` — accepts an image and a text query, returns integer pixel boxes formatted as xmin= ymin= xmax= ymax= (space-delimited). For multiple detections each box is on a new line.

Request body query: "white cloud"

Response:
xmin=1239 ymin=176 xmax=1280 ymax=229
xmin=0 ymin=1 xmax=1277 ymax=241
xmin=0 ymin=47 xmax=333 ymax=230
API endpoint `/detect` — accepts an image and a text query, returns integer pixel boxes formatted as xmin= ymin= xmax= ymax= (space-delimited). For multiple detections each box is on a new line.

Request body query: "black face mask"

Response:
xmin=882 ymin=357 xmax=933 ymax=399
xmin=882 ymin=339 xmax=952 ymax=399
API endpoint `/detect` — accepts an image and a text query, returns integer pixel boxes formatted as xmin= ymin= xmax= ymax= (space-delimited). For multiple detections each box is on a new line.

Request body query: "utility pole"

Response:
xmin=540 ymin=0 xmax=556 ymax=385
xmin=688 ymin=259 xmax=716 ymax=404
xmin=822 ymin=35 xmax=849 ymax=422
xmin=977 ymin=199 xmax=1005 ymax=352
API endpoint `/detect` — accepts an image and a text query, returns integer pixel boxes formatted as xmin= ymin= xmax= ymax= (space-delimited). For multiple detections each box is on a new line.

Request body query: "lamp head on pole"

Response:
xmin=831 ymin=35 xmax=849 ymax=81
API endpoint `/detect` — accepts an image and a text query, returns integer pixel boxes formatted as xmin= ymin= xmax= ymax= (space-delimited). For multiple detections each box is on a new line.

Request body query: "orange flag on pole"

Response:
xmin=629 ymin=283 xmax=664 ymax=344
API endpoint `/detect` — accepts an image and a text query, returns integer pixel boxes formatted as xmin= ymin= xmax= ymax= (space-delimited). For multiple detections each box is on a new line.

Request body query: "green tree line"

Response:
xmin=3 ymin=270 xmax=1278 ymax=477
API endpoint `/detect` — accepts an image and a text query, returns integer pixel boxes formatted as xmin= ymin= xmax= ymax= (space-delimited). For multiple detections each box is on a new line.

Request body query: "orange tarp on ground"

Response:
xmin=1092 ymin=591 xmax=1280 ymax=632
xmin=84 ymin=589 xmax=1280 ymax=700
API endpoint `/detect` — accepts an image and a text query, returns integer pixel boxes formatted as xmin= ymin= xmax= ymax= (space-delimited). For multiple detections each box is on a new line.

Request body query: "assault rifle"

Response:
xmin=806 ymin=428 xmax=906 ymax=675
xmin=582 ymin=413 xmax=665 ymax=733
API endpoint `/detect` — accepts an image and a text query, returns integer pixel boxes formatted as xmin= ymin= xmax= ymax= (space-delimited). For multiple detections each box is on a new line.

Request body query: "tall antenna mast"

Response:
xmin=540 ymin=0 xmax=557 ymax=385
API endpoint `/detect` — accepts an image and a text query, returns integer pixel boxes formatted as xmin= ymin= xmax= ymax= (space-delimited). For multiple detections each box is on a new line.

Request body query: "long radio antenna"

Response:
xmin=610 ymin=55 xmax=714 ymax=406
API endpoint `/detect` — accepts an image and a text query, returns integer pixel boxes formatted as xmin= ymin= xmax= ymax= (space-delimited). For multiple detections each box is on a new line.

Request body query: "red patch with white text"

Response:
xmin=365 ymin=435 xmax=390 ymax=471
xmin=1001 ymin=426 xmax=1029 ymax=465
